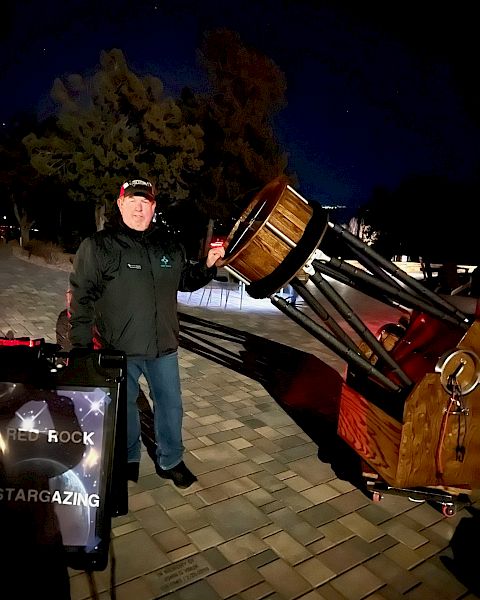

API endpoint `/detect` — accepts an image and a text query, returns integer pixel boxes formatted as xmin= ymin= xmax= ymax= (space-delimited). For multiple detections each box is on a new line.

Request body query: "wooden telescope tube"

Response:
xmin=221 ymin=176 xmax=328 ymax=298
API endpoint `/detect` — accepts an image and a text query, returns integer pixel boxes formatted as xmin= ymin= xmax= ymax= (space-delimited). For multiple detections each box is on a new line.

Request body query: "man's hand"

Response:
xmin=206 ymin=245 xmax=226 ymax=268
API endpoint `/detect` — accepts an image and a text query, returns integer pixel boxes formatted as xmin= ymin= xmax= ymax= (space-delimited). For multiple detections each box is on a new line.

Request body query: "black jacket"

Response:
xmin=69 ymin=224 xmax=215 ymax=358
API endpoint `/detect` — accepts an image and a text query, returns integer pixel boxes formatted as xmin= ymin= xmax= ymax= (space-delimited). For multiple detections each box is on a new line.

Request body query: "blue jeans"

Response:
xmin=126 ymin=352 xmax=184 ymax=469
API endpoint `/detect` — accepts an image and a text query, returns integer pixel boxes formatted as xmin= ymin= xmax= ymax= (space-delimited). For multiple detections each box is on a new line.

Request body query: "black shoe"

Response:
xmin=127 ymin=462 xmax=139 ymax=483
xmin=156 ymin=461 xmax=198 ymax=489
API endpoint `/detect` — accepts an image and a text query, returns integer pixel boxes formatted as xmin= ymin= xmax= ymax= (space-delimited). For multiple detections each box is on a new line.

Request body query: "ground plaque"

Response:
xmin=155 ymin=554 xmax=213 ymax=595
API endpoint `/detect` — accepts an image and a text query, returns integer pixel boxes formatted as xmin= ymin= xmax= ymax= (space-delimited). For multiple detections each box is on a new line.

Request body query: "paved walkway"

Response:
xmin=1 ymin=246 xmax=479 ymax=600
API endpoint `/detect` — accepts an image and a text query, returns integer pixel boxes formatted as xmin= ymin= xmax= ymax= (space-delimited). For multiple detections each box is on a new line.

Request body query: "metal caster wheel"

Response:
xmin=441 ymin=503 xmax=456 ymax=517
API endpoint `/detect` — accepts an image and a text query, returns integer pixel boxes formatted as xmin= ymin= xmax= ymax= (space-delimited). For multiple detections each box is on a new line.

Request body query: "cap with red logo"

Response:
xmin=119 ymin=178 xmax=155 ymax=201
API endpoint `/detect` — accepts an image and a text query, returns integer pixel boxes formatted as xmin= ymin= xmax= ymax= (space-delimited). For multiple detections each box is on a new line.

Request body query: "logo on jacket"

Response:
xmin=127 ymin=263 xmax=142 ymax=270
xmin=160 ymin=256 xmax=171 ymax=268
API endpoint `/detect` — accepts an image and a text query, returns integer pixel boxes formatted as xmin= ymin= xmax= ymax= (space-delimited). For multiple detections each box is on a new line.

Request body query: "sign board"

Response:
xmin=0 ymin=346 xmax=127 ymax=572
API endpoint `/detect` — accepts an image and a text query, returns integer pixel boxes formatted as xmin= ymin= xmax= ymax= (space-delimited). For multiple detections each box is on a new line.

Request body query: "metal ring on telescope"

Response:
xmin=435 ymin=349 xmax=480 ymax=395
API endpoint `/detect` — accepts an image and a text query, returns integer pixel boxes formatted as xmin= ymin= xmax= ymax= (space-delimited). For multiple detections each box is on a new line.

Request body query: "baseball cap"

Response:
xmin=119 ymin=177 xmax=156 ymax=201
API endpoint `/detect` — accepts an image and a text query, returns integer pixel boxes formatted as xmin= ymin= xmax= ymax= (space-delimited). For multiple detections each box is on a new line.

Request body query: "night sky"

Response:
xmin=2 ymin=0 xmax=479 ymax=215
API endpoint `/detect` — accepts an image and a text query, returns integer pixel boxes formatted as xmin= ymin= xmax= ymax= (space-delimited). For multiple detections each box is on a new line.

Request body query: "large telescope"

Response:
xmin=219 ymin=176 xmax=480 ymax=515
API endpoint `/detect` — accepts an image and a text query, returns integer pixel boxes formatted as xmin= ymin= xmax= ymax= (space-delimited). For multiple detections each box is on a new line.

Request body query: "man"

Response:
xmin=69 ymin=177 xmax=225 ymax=488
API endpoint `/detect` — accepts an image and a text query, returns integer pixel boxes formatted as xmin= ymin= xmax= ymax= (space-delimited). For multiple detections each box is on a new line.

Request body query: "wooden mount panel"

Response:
xmin=337 ymin=320 xmax=480 ymax=489
xmin=397 ymin=374 xmax=480 ymax=487
xmin=456 ymin=318 xmax=480 ymax=353
xmin=337 ymin=384 xmax=402 ymax=483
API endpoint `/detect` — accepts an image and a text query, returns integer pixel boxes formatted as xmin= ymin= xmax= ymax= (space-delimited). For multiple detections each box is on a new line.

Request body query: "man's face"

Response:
xmin=117 ymin=194 xmax=156 ymax=231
